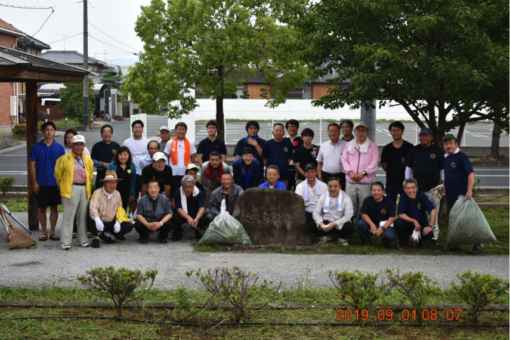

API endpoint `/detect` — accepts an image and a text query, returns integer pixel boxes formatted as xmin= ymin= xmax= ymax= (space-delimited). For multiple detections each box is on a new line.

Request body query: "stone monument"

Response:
xmin=233 ymin=188 xmax=313 ymax=246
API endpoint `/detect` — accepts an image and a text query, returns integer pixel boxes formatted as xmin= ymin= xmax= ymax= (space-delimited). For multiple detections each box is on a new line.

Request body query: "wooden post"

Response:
xmin=26 ymin=80 xmax=39 ymax=231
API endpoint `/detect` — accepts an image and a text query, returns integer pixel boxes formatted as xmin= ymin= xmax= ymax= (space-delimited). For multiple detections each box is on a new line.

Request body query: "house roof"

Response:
xmin=17 ymin=34 xmax=51 ymax=50
xmin=0 ymin=18 xmax=25 ymax=36
xmin=41 ymin=50 xmax=109 ymax=66
xmin=0 ymin=47 xmax=89 ymax=80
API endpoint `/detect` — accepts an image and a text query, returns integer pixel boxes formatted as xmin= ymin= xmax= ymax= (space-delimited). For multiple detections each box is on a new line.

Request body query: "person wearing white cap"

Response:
xmin=139 ymin=140 xmax=169 ymax=171
xmin=159 ymin=126 xmax=172 ymax=151
xmin=141 ymin=152 xmax=173 ymax=199
xmin=88 ymin=170 xmax=134 ymax=248
xmin=54 ymin=135 xmax=94 ymax=250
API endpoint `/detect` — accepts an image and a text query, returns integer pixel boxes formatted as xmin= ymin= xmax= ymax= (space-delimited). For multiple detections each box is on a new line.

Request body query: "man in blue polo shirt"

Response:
xmin=197 ymin=120 xmax=227 ymax=167
xmin=29 ymin=121 xmax=65 ymax=241
xmin=259 ymin=165 xmax=286 ymax=190
xmin=91 ymin=124 xmax=120 ymax=188
xmin=395 ymin=178 xmax=437 ymax=249
xmin=442 ymin=134 xmax=480 ymax=253
xmin=262 ymin=123 xmax=293 ymax=189
xmin=234 ymin=121 xmax=266 ymax=182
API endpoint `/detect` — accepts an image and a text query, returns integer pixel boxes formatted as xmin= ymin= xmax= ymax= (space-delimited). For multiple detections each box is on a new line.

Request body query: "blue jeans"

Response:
xmin=357 ymin=220 xmax=396 ymax=248
xmin=394 ymin=219 xmax=434 ymax=245
xmin=385 ymin=185 xmax=404 ymax=209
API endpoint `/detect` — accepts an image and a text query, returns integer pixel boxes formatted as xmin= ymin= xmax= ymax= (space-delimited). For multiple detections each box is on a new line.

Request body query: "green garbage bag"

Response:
xmin=197 ymin=199 xmax=252 ymax=246
xmin=445 ymin=195 xmax=497 ymax=248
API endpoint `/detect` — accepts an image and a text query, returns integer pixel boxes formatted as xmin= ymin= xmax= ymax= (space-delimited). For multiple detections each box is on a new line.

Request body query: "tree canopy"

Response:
xmin=123 ymin=0 xmax=307 ymax=140
xmin=99 ymin=69 xmax=123 ymax=89
xmin=291 ymin=0 xmax=509 ymax=146
xmin=59 ymin=79 xmax=95 ymax=120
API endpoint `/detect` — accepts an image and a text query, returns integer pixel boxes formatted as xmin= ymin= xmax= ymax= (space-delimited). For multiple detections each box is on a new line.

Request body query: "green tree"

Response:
xmin=99 ymin=69 xmax=123 ymax=89
xmin=291 ymin=0 xmax=509 ymax=146
xmin=59 ymin=79 xmax=95 ymax=120
xmin=123 ymin=0 xmax=307 ymax=140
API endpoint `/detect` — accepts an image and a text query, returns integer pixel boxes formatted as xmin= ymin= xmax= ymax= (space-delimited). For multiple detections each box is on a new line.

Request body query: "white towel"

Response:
xmin=303 ymin=182 xmax=321 ymax=202
xmin=348 ymin=137 xmax=371 ymax=154
xmin=180 ymin=185 xmax=200 ymax=214
xmin=324 ymin=191 xmax=342 ymax=213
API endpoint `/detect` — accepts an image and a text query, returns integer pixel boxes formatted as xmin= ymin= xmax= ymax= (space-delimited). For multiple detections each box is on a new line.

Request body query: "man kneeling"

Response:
xmin=89 ymin=170 xmax=133 ymax=248
xmin=206 ymin=173 xmax=243 ymax=221
xmin=311 ymin=177 xmax=354 ymax=246
xmin=173 ymin=175 xmax=209 ymax=240
xmin=395 ymin=178 xmax=436 ymax=249
xmin=357 ymin=182 xmax=396 ymax=249
xmin=135 ymin=180 xmax=174 ymax=244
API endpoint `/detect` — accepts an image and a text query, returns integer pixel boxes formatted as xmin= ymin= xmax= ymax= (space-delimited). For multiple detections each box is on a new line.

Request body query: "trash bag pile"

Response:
xmin=197 ymin=199 xmax=252 ymax=246
xmin=445 ymin=195 xmax=497 ymax=248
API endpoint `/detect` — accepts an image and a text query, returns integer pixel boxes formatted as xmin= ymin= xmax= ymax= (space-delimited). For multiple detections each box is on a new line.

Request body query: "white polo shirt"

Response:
xmin=295 ymin=179 xmax=328 ymax=214
xmin=316 ymin=139 xmax=348 ymax=174
xmin=122 ymin=137 xmax=150 ymax=174
xmin=164 ymin=139 xmax=197 ymax=176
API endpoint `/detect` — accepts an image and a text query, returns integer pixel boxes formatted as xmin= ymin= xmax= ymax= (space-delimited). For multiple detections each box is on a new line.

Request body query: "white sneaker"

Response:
xmin=318 ymin=236 xmax=332 ymax=244
xmin=77 ymin=242 xmax=89 ymax=247
xmin=338 ymin=238 xmax=349 ymax=246
xmin=61 ymin=244 xmax=70 ymax=250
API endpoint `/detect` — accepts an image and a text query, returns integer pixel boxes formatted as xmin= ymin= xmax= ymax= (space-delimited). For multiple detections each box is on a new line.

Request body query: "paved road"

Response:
xmin=196 ymin=122 xmax=509 ymax=147
xmin=0 ymin=212 xmax=507 ymax=289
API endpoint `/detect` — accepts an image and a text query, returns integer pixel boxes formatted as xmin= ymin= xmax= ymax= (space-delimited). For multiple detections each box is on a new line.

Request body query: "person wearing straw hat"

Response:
xmin=88 ymin=170 xmax=134 ymax=248
xmin=54 ymin=135 xmax=94 ymax=250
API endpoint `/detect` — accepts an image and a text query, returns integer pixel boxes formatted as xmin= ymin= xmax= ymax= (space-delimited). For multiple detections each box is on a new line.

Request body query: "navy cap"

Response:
xmin=419 ymin=128 xmax=432 ymax=135
xmin=304 ymin=163 xmax=317 ymax=171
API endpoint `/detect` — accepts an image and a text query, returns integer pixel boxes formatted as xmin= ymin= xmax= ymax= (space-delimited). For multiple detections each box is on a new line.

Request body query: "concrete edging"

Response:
xmin=0 ymin=143 xmax=26 ymax=155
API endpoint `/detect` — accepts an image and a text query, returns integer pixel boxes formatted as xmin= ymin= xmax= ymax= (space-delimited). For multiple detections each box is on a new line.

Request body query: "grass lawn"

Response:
xmin=195 ymin=208 xmax=510 ymax=256
xmin=0 ymin=285 xmax=508 ymax=339
xmin=53 ymin=118 xmax=83 ymax=128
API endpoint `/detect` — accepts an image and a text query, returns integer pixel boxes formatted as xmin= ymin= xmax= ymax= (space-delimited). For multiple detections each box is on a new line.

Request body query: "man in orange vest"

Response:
xmin=164 ymin=122 xmax=197 ymax=190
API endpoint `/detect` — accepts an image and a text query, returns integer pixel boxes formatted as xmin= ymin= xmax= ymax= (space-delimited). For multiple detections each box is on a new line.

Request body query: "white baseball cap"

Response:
xmin=152 ymin=152 xmax=166 ymax=162
xmin=72 ymin=135 xmax=86 ymax=144
xmin=159 ymin=126 xmax=170 ymax=132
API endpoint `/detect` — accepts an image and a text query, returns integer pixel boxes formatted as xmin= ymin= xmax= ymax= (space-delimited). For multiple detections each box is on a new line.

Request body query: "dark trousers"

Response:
xmin=305 ymin=212 xmax=314 ymax=224
xmin=385 ymin=185 xmax=404 ymax=209
xmin=172 ymin=212 xmax=210 ymax=240
xmin=322 ymin=171 xmax=346 ymax=190
xmin=307 ymin=220 xmax=354 ymax=239
xmin=95 ymin=169 xmax=106 ymax=189
xmin=135 ymin=175 xmax=143 ymax=197
xmin=446 ymin=199 xmax=457 ymax=225
xmin=134 ymin=220 xmax=173 ymax=239
xmin=357 ymin=220 xmax=396 ymax=248
xmin=287 ymin=170 xmax=297 ymax=192
xmin=172 ymin=175 xmax=184 ymax=190
xmin=118 ymin=189 xmax=130 ymax=211
xmin=87 ymin=217 xmax=133 ymax=237
xmin=394 ymin=219 xmax=434 ymax=245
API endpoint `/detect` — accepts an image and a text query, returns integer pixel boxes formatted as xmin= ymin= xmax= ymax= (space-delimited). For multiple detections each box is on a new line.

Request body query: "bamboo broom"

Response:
xmin=0 ymin=206 xmax=36 ymax=249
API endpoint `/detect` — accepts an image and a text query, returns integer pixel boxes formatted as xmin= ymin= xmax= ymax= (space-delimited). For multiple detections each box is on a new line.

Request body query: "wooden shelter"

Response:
xmin=0 ymin=47 xmax=89 ymax=230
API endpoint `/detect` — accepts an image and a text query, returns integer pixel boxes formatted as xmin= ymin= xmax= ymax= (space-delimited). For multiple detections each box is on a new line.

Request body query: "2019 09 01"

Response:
xmin=336 ymin=309 xmax=463 ymax=322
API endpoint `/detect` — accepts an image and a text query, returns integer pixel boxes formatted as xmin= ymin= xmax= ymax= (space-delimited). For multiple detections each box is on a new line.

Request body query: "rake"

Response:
xmin=0 ymin=205 xmax=36 ymax=249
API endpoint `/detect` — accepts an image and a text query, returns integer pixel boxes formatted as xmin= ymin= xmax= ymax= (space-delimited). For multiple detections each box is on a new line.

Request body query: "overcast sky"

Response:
xmin=2 ymin=0 xmax=151 ymax=65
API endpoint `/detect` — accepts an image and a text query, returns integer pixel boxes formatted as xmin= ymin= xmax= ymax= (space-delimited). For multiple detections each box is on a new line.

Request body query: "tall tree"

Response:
xmin=99 ymin=69 xmax=123 ymax=89
xmin=60 ymin=79 xmax=95 ymax=120
xmin=290 ymin=0 xmax=509 ymax=146
xmin=123 ymin=0 xmax=307 ymax=140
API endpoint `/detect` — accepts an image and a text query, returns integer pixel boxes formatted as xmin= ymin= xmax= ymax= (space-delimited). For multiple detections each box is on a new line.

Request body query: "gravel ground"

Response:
xmin=0 ymin=213 xmax=508 ymax=290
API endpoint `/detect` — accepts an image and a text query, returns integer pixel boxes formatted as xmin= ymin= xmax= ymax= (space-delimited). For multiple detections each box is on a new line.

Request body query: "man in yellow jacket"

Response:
xmin=54 ymin=135 xmax=94 ymax=250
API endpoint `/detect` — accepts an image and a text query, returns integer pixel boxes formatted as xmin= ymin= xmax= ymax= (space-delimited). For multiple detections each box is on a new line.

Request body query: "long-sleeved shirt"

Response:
xmin=209 ymin=184 xmax=243 ymax=216
xmin=295 ymin=179 xmax=328 ymax=214
xmin=200 ymin=162 xmax=231 ymax=193
xmin=341 ymin=140 xmax=379 ymax=184
xmin=89 ymin=188 xmax=123 ymax=222
xmin=312 ymin=191 xmax=353 ymax=230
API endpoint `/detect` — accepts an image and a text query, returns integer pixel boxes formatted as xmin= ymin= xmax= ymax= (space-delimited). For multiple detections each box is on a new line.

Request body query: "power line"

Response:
xmin=88 ymin=34 xmax=138 ymax=55
xmin=32 ymin=8 xmax=55 ymax=37
xmin=88 ymin=20 xmax=138 ymax=52
xmin=87 ymin=0 xmax=137 ymax=39
xmin=0 ymin=3 xmax=53 ymax=10
xmin=46 ymin=32 xmax=81 ymax=44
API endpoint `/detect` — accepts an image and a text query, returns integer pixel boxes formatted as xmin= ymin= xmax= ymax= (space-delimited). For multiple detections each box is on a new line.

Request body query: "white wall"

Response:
xmin=191 ymin=99 xmax=457 ymax=121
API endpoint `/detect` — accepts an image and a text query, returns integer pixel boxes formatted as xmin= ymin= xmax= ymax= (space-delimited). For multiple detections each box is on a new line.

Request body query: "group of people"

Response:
xmin=30 ymin=117 xmax=478 ymax=253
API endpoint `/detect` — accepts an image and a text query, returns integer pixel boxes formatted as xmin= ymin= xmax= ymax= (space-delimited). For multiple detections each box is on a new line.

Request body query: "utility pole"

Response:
xmin=83 ymin=0 xmax=89 ymax=130
xmin=360 ymin=99 xmax=376 ymax=142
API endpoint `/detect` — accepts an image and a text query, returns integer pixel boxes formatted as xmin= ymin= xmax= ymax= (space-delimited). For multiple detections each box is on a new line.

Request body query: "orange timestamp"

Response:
xmin=336 ymin=309 xmax=463 ymax=321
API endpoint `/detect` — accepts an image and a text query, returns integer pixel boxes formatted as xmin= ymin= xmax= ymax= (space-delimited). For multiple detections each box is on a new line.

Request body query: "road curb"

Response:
xmin=0 ymin=143 xmax=26 ymax=155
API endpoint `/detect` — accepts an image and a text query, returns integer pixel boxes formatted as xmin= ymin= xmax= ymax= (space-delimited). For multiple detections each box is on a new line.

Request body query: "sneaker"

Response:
xmin=469 ymin=243 xmax=484 ymax=254
xmin=61 ymin=244 xmax=70 ymax=250
xmin=78 ymin=242 xmax=89 ymax=247
xmin=99 ymin=232 xmax=116 ymax=244
xmin=91 ymin=239 xmax=100 ymax=248
xmin=430 ymin=239 xmax=438 ymax=246
xmin=318 ymin=236 xmax=333 ymax=244
xmin=338 ymin=238 xmax=349 ymax=246
xmin=114 ymin=234 xmax=125 ymax=241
